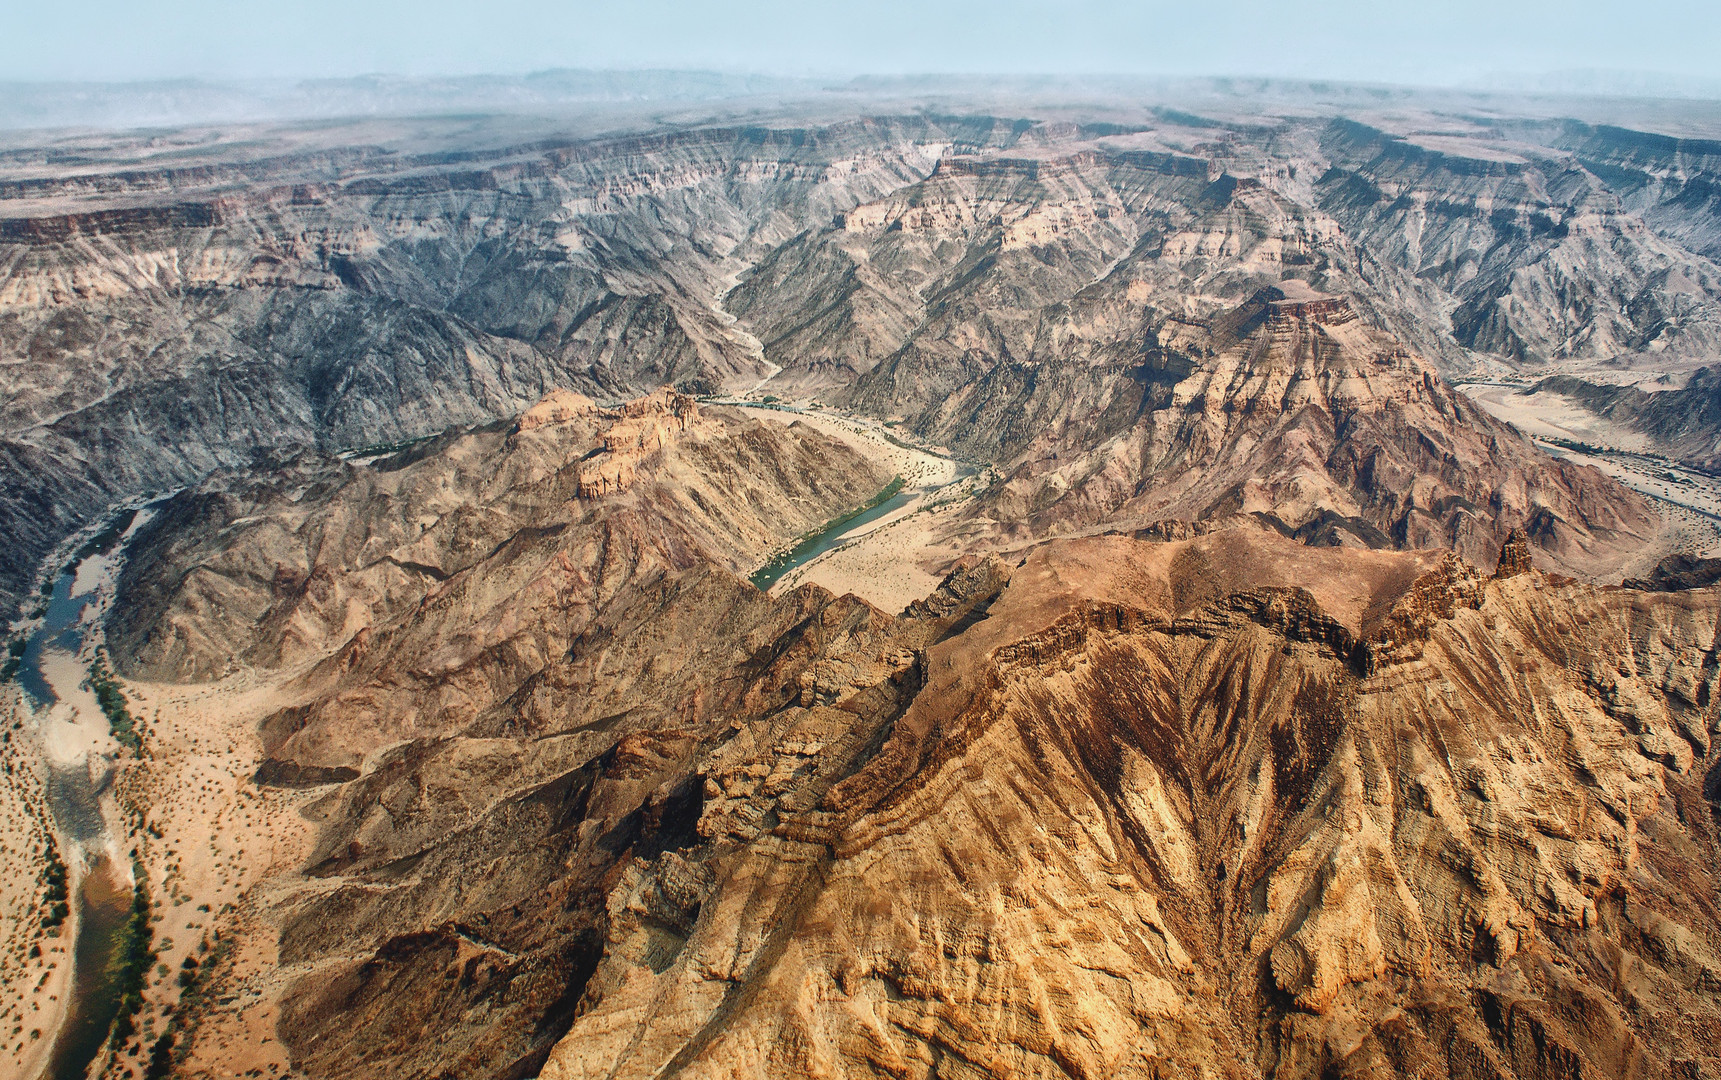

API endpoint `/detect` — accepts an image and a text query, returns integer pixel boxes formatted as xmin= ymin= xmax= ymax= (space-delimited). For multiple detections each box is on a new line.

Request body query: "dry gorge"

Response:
xmin=4 ymin=79 xmax=1721 ymax=1080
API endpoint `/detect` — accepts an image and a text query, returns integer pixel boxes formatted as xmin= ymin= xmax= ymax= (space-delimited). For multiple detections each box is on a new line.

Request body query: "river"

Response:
xmin=42 ymin=857 xmax=131 ymax=1080
xmin=14 ymin=507 xmax=155 ymax=1080
xmin=749 ymin=482 xmax=917 ymax=591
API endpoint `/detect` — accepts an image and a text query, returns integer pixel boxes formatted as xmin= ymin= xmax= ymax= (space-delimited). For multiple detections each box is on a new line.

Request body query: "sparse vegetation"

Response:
xmin=148 ymin=933 xmax=227 ymax=1078
xmin=66 ymin=507 xmax=139 ymax=573
xmin=749 ymin=475 xmax=908 ymax=591
xmin=87 ymin=656 xmax=141 ymax=754
xmin=144 ymin=1031 xmax=176 ymax=1080
xmin=343 ymin=431 xmax=440 ymax=461
xmin=40 ymin=844 xmax=68 ymax=929
xmin=1 ymin=638 xmax=23 ymax=683
xmin=1544 ymin=435 xmax=1609 ymax=456
xmin=109 ymin=865 xmax=157 ymax=1048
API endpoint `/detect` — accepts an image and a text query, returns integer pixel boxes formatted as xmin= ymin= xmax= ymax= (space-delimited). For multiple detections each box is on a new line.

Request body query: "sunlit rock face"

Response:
xmin=888 ymin=285 xmax=1656 ymax=579
xmin=13 ymin=90 xmax=1721 ymax=1080
xmin=182 ymin=519 xmax=1721 ymax=1080
xmin=7 ymin=104 xmax=1718 ymax=612
xmin=525 ymin=532 xmax=1721 ymax=1080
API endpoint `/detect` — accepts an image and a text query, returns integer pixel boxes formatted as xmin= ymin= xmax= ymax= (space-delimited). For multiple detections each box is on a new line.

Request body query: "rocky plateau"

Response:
xmin=4 ymin=79 xmax=1721 ymax=1080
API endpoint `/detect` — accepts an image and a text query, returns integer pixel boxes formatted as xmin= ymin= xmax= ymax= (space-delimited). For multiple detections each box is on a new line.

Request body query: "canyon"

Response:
xmin=2 ymin=78 xmax=1721 ymax=1080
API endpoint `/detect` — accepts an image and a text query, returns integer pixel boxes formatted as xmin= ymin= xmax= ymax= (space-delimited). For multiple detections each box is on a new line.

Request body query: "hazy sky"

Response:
xmin=3 ymin=0 xmax=1718 ymax=86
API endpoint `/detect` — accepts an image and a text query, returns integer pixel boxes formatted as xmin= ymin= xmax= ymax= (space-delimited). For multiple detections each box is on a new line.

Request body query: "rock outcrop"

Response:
xmin=923 ymin=286 xmax=1657 ymax=579
xmin=6 ymin=102 xmax=1719 ymax=613
xmin=1495 ymin=526 xmax=1537 ymax=577
xmin=577 ymin=388 xmax=701 ymax=498
xmin=19 ymin=89 xmax=1721 ymax=1080
xmin=163 ymin=523 xmax=1721 ymax=1080
xmin=517 ymin=388 xmax=599 ymax=431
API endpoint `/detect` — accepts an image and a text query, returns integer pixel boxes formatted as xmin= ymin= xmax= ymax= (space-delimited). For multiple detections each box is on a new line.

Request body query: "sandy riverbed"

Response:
xmin=1460 ymin=381 xmax=1721 ymax=558
xmin=3 ymin=514 xmax=317 ymax=1080
xmin=730 ymin=403 xmax=990 ymax=613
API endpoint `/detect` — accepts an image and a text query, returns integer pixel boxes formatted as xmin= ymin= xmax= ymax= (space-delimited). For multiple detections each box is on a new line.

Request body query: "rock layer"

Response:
xmin=170 ymin=520 xmax=1721 ymax=1080
xmin=7 ymin=102 xmax=1721 ymax=611
xmin=923 ymin=287 xmax=1656 ymax=578
xmin=18 ymin=90 xmax=1721 ymax=1080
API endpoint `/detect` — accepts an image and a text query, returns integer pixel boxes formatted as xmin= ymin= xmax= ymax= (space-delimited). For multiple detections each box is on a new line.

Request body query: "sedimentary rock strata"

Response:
xmin=577 ymin=389 xmax=702 ymax=498
xmin=6 ymin=101 xmax=1721 ymax=613
xmin=11 ymin=85 xmax=1721 ymax=1080
xmin=150 ymin=519 xmax=1721 ymax=1080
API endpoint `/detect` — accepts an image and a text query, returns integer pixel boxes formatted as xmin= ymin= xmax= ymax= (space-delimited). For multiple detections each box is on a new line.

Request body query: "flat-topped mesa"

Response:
xmin=518 ymin=388 xmax=600 ymax=431
xmin=579 ymin=388 xmax=702 ymax=498
xmin=1262 ymin=280 xmax=1354 ymax=326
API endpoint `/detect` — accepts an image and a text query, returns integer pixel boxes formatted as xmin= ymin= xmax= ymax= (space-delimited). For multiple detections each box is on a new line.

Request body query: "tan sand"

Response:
xmin=5 ymin=523 xmax=319 ymax=1080
xmin=728 ymin=403 xmax=989 ymax=613
xmin=0 ymin=693 xmax=76 ymax=1080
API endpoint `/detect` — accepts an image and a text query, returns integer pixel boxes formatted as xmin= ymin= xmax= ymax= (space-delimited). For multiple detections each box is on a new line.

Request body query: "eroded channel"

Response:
xmin=14 ymin=507 xmax=156 ymax=1080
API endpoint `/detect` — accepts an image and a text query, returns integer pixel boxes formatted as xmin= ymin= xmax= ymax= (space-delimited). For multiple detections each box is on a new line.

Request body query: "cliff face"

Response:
xmin=6 ymin=106 xmax=1720 ymax=613
xmin=109 ymin=391 xmax=893 ymax=765
xmin=187 ymin=523 xmax=1721 ymax=1080
xmin=914 ymin=287 xmax=1657 ymax=578
xmin=18 ymin=95 xmax=1721 ymax=1080
xmin=0 ymin=117 xmax=975 ymax=613
xmin=1537 ymin=120 xmax=1721 ymax=264
xmin=578 ymin=389 xmax=702 ymax=498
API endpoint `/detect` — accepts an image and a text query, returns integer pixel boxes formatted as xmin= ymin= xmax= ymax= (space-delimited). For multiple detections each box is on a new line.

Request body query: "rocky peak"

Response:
xmin=579 ymin=388 xmax=703 ymax=498
xmin=1494 ymin=525 xmax=1536 ymax=577
xmin=518 ymin=388 xmax=599 ymax=431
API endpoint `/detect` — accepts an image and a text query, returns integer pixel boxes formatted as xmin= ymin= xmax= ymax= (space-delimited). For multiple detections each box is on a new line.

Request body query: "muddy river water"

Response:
xmin=17 ymin=511 xmax=154 ymax=1080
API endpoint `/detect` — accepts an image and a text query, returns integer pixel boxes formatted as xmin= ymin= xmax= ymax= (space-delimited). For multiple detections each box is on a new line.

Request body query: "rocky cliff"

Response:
xmin=907 ymin=285 xmax=1657 ymax=578
xmin=14 ymin=88 xmax=1721 ymax=1080
xmin=136 ymin=520 xmax=1721 ymax=1080
xmin=7 ymin=102 xmax=1721 ymax=613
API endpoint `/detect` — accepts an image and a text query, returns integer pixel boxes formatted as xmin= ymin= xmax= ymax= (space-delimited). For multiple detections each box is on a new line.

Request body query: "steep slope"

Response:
xmin=909 ymin=285 xmax=1657 ymax=578
xmin=0 ymin=116 xmax=993 ymax=614
xmin=9 ymin=105 xmax=1719 ymax=615
xmin=720 ymin=138 xmax=1658 ymax=576
xmin=1531 ymin=369 xmax=1721 ymax=470
xmin=1314 ymin=119 xmax=1721 ymax=377
xmin=109 ymin=390 xmax=896 ymax=769
xmin=120 ymin=523 xmax=1721 ymax=1080
xmin=529 ymin=530 xmax=1721 ymax=1080
xmin=1542 ymin=121 xmax=1721 ymax=264
xmin=19 ymin=90 xmax=1721 ymax=1080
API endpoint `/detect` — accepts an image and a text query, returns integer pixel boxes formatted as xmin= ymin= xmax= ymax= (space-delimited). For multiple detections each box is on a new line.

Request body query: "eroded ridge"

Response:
xmin=530 ymin=533 xmax=1721 ymax=1080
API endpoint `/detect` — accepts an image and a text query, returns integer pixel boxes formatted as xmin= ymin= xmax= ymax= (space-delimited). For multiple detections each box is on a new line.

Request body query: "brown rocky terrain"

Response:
xmin=6 ymin=96 xmax=1721 ymax=615
xmin=528 ymin=529 xmax=1721 ymax=1080
xmin=114 ymin=517 xmax=1721 ymax=1080
xmin=10 ymin=83 xmax=1721 ymax=1080
xmin=108 ymin=391 xmax=895 ymax=771
xmin=905 ymin=284 xmax=1658 ymax=578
